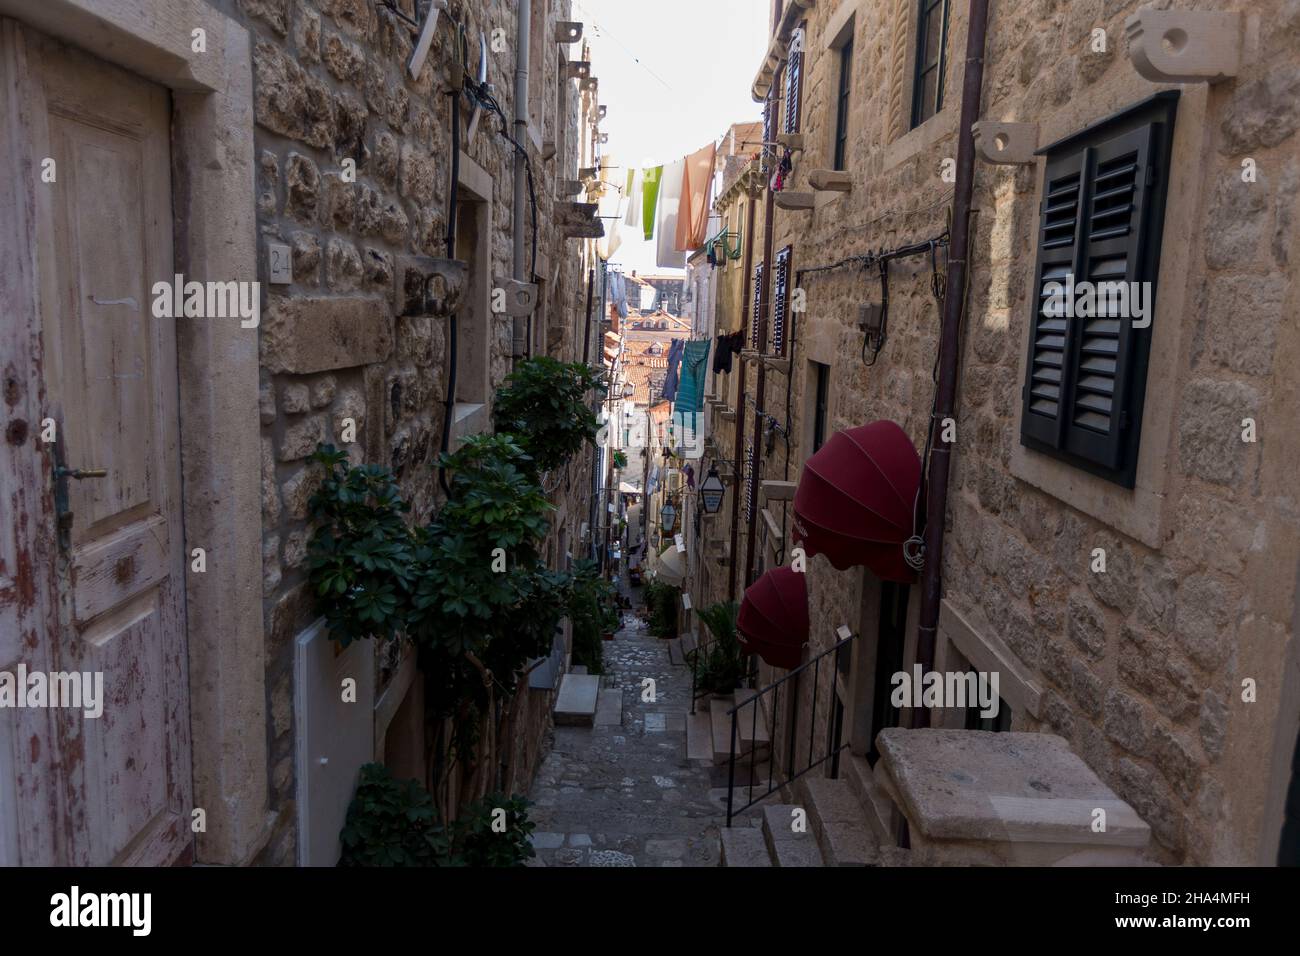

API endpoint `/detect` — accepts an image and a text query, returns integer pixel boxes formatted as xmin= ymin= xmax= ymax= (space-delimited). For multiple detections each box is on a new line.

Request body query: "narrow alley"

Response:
xmin=527 ymin=607 xmax=724 ymax=867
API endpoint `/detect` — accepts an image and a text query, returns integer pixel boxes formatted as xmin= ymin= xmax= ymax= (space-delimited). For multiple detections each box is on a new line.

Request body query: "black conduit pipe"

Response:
xmin=912 ymin=0 xmax=990 ymax=722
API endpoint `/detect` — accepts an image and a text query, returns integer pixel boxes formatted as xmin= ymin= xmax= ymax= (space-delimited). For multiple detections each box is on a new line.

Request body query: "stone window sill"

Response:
xmin=450 ymin=402 xmax=489 ymax=450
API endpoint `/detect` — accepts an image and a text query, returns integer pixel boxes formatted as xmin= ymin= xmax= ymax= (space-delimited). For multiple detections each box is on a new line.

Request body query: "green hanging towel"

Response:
xmin=642 ymin=166 xmax=663 ymax=242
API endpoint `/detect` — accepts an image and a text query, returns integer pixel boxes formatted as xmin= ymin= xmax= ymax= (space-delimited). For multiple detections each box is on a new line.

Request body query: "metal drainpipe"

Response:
xmin=744 ymin=105 xmax=780 ymax=590
xmin=913 ymin=0 xmax=991 ymax=723
xmin=512 ymin=0 xmax=531 ymax=361
xmin=728 ymin=187 xmax=759 ymax=603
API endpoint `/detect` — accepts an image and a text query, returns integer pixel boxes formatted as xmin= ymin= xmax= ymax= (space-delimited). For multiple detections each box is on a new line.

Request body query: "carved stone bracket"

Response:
xmin=398 ymin=256 xmax=467 ymax=318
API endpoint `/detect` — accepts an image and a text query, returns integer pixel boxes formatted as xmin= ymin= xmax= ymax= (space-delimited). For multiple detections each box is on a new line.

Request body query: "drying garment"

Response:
xmin=671 ymin=409 xmax=704 ymax=459
xmin=712 ymin=330 xmax=745 ymax=374
xmin=660 ymin=338 xmax=685 ymax=402
xmin=675 ymin=141 xmax=717 ymax=252
xmin=674 ymin=338 xmax=712 ymax=414
xmin=624 ymin=168 xmax=642 ymax=230
xmin=655 ymin=159 xmax=688 ymax=269
xmin=683 ymin=463 xmax=696 ymax=490
xmin=608 ymin=272 xmax=629 ymax=319
xmin=640 ymin=166 xmax=663 ymax=241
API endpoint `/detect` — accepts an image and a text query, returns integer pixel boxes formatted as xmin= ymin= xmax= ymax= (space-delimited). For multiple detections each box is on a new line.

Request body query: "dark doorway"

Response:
xmin=867 ymin=581 xmax=909 ymax=765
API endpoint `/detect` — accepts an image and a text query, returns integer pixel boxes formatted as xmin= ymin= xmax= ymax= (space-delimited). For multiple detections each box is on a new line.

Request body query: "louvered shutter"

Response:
xmin=784 ymin=28 xmax=804 ymax=135
xmin=762 ymin=89 xmax=776 ymax=174
xmin=744 ymin=439 xmax=756 ymax=524
xmin=751 ymin=261 xmax=765 ymax=350
xmin=1060 ymin=124 xmax=1158 ymax=472
xmin=1021 ymin=151 xmax=1083 ymax=449
xmin=1019 ymin=93 xmax=1175 ymax=487
xmin=773 ymin=245 xmax=793 ymax=356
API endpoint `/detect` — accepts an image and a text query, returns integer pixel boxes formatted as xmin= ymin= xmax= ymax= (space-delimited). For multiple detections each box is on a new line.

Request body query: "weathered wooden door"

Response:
xmin=2 ymin=26 xmax=193 ymax=866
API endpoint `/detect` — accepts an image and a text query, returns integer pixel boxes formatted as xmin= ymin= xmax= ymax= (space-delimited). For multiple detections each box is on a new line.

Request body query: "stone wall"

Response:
xmin=224 ymin=0 xmax=598 ymax=864
xmin=708 ymin=0 xmax=1300 ymax=865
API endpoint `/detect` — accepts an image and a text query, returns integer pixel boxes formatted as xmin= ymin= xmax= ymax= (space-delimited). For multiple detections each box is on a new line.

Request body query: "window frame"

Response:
xmin=833 ymin=35 xmax=854 ymax=171
xmin=812 ymin=361 xmax=830 ymax=453
xmin=909 ymin=0 xmax=950 ymax=129
xmin=1018 ymin=92 xmax=1180 ymax=489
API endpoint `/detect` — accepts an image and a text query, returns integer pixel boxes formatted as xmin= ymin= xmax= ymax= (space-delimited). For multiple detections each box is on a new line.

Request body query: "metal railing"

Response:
xmin=725 ymin=631 xmax=856 ymax=826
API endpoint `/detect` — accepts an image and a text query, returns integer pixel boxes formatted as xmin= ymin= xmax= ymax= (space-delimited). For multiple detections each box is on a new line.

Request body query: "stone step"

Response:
xmin=686 ymin=710 xmax=713 ymax=766
xmin=761 ymin=804 xmax=824 ymax=867
xmin=571 ymin=665 xmax=588 ymax=675
xmin=710 ymin=696 xmax=771 ymax=766
xmin=554 ymin=673 xmax=601 ymax=726
xmin=731 ymin=689 xmax=771 ymax=751
xmin=802 ymin=777 xmax=879 ymax=866
xmin=719 ymin=826 xmax=773 ymax=867
xmin=594 ymin=688 xmax=622 ymax=727
xmin=667 ymin=638 xmax=683 ymax=666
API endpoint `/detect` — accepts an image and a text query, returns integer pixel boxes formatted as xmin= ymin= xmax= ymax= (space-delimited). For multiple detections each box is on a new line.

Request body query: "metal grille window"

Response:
xmin=910 ymin=0 xmax=950 ymax=128
xmin=833 ymin=36 xmax=853 ymax=170
xmin=1019 ymin=92 xmax=1179 ymax=489
xmin=772 ymin=245 xmax=793 ymax=356
xmin=783 ymin=24 xmax=805 ymax=135
xmin=751 ymin=261 xmax=765 ymax=351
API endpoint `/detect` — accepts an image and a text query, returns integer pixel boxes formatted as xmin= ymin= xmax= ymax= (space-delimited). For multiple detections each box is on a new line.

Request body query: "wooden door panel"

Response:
xmin=27 ymin=31 xmax=192 ymax=867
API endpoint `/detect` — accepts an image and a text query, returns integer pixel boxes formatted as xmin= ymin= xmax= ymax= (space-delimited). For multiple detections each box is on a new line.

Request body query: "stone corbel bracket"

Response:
xmin=808 ymin=169 xmax=851 ymax=192
xmin=581 ymin=77 xmax=599 ymax=93
xmin=493 ymin=278 xmax=539 ymax=317
xmin=398 ymin=256 xmax=467 ymax=318
xmin=556 ymin=179 xmax=585 ymax=197
xmin=565 ymin=60 xmax=592 ymax=80
xmin=555 ymin=21 xmax=583 ymax=44
xmin=774 ymin=191 xmax=815 ymax=211
xmin=1125 ymin=7 xmax=1242 ymax=84
xmin=776 ymin=132 xmax=804 ymax=152
xmin=972 ymin=122 xmax=1039 ymax=165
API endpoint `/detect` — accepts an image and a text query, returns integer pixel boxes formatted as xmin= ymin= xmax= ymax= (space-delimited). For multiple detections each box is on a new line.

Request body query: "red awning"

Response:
xmin=791 ymin=420 xmax=921 ymax=583
xmin=737 ymin=566 xmax=809 ymax=670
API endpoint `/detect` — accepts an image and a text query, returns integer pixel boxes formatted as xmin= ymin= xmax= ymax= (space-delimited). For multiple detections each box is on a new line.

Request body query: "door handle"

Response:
xmin=55 ymin=466 xmax=108 ymax=480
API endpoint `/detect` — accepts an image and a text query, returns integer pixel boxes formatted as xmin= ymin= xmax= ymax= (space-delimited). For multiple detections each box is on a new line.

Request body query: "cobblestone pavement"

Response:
xmin=526 ymin=612 xmax=729 ymax=867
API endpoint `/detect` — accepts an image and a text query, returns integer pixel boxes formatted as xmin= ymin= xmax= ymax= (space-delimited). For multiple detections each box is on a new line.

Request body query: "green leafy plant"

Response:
xmin=567 ymin=560 xmax=619 ymax=673
xmin=305 ymin=446 xmax=415 ymax=646
xmin=642 ymin=579 xmax=680 ymax=639
xmin=612 ymin=450 xmax=628 ymax=469
xmin=492 ymin=357 xmax=606 ymax=474
xmin=339 ymin=764 xmax=535 ymax=867
xmin=694 ymin=601 xmax=746 ymax=696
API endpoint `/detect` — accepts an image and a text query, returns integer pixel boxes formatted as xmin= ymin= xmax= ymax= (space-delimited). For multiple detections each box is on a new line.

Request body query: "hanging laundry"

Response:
xmin=608 ymin=271 xmax=628 ymax=319
xmin=675 ymin=141 xmax=718 ymax=252
xmin=624 ymin=168 xmax=642 ymax=230
xmin=712 ymin=330 xmax=745 ymax=374
xmin=655 ymin=158 xmax=687 ymax=269
xmin=641 ymin=165 xmax=663 ymax=241
xmin=660 ymin=338 xmax=685 ymax=402
xmin=673 ymin=338 xmax=712 ymax=414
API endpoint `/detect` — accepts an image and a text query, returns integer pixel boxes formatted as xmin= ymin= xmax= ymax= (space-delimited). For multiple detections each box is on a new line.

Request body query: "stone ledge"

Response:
xmin=261 ymin=295 xmax=393 ymax=374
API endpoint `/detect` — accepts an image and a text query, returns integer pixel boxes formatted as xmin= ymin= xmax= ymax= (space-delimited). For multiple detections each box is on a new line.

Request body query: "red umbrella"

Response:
xmin=791 ymin=420 xmax=921 ymax=582
xmin=737 ymin=566 xmax=809 ymax=670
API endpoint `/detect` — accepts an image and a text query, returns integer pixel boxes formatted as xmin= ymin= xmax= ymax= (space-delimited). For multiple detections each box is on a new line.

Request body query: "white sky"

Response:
xmin=576 ymin=0 xmax=768 ymax=276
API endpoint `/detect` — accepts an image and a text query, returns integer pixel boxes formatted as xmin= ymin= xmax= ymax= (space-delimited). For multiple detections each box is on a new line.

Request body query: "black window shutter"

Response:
xmin=784 ymin=42 xmax=803 ymax=135
xmin=773 ymin=245 xmax=793 ymax=356
xmin=1019 ymin=93 xmax=1177 ymax=488
xmin=762 ymin=89 xmax=776 ymax=174
xmin=1060 ymin=123 xmax=1158 ymax=473
xmin=751 ymin=261 xmax=765 ymax=351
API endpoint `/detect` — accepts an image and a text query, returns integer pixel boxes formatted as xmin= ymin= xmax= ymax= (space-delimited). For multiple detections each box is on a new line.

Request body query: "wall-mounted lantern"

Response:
xmin=660 ymin=502 xmax=677 ymax=534
xmin=700 ymin=468 xmax=726 ymax=514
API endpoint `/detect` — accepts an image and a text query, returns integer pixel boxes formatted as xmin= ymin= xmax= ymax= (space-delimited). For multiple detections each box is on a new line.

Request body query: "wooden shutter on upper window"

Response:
xmin=762 ymin=87 xmax=777 ymax=174
xmin=1019 ymin=92 xmax=1177 ymax=488
xmin=773 ymin=245 xmax=793 ymax=356
xmin=784 ymin=32 xmax=804 ymax=135
xmin=751 ymin=261 xmax=765 ymax=350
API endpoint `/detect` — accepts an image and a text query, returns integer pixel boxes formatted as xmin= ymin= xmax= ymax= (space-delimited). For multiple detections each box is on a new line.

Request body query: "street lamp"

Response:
xmin=660 ymin=501 xmax=676 ymax=534
xmin=700 ymin=467 xmax=725 ymax=515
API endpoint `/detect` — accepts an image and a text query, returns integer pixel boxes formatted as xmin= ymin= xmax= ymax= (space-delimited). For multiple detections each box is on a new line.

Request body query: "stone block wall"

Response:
xmin=714 ymin=0 xmax=1300 ymax=865
xmin=220 ymin=0 xmax=598 ymax=864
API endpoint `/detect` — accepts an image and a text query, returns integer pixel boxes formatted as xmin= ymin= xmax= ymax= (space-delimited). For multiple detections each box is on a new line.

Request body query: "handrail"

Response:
xmin=688 ymin=635 xmax=757 ymax=714
xmin=725 ymin=631 xmax=856 ymax=826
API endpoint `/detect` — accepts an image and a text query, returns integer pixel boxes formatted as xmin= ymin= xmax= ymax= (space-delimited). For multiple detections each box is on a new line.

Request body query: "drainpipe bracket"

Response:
xmin=971 ymin=121 xmax=1038 ymax=165
xmin=1124 ymin=8 xmax=1243 ymax=84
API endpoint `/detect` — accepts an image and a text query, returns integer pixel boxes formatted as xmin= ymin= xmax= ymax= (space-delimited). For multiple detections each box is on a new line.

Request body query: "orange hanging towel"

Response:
xmin=675 ymin=141 xmax=717 ymax=252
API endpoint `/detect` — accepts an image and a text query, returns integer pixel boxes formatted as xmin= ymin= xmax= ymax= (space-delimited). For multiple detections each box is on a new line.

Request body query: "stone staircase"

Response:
xmin=684 ymin=689 xmax=772 ymax=767
xmin=719 ymin=775 xmax=909 ymax=867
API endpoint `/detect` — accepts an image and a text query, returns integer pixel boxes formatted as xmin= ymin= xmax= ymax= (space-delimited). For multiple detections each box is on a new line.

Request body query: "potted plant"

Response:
xmin=695 ymin=601 xmax=745 ymax=701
